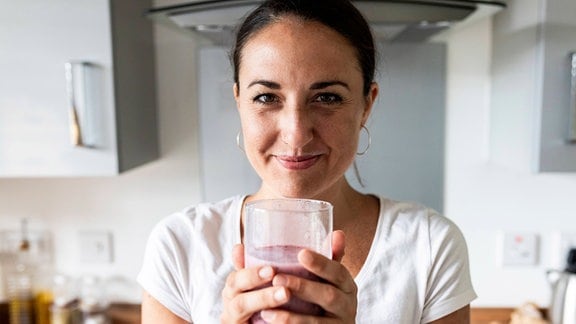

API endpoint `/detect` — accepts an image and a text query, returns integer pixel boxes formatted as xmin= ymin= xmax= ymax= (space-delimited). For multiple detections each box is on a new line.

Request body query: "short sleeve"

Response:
xmin=421 ymin=211 xmax=476 ymax=323
xmin=137 ymin=215 xmax=193 ymax=323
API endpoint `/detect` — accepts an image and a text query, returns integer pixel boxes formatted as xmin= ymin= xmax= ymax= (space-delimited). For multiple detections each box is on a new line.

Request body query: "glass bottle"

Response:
xmin=8 ymin=219 xmax=36 ymax=324
xmin=7 ymin=263 xmax=35 ymax=324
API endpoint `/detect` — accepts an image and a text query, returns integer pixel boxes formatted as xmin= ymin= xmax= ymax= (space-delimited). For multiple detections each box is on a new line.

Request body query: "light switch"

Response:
xmin=500 ymin=232 xmax=539 ymax=266
xmin=78 ymin=231 xmax=113 ymax=263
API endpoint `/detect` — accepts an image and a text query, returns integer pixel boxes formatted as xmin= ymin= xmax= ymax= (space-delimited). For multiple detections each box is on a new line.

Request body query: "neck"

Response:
xmin=247 ymin=177 xmax=372 ymax=226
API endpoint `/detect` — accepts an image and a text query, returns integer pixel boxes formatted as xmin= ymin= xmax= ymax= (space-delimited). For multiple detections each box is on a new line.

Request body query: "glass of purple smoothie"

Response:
xmin=244 ymin=198 xmax=333 ymax=323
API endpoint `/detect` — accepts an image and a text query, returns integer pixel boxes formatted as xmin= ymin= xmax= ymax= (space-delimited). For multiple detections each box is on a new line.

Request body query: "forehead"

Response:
xmin=238 ymin=17 xmax=361 ymax=81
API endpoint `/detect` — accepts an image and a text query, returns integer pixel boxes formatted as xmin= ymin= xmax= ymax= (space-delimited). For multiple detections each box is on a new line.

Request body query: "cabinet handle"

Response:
xmin=65 ymin=61 xmax=94 ymax=148
xmin=569 ymin=52 xmax=576 ymax=144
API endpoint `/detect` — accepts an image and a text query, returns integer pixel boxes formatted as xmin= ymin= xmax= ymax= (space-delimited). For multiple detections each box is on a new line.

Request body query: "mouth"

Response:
xmin=275 ymin=154 xmax=321 ymax=170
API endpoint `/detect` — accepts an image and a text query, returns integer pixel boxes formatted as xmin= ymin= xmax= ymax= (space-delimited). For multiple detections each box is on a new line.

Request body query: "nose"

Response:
xmin=279 ymin=102 xmax=313 ymax=149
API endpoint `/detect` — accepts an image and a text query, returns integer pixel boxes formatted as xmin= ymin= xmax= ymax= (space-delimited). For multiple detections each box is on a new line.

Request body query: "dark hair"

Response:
xmin=231 ymin=0 xmax=376 ymax=95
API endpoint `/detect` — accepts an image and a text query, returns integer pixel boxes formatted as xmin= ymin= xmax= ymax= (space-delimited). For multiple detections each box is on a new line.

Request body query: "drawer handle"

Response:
xmin=65 ymin=61 xmax=96 ymax=148
xmin=569 ymin=52 xmax=576 ymax=144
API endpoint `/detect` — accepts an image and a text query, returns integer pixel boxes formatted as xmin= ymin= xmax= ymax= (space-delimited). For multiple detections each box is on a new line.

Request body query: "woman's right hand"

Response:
xmin=220 ymin=244 xmax=291 ymax=323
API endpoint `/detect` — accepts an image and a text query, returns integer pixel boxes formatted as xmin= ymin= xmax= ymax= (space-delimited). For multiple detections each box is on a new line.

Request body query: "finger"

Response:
xmin=331 ymin=230 xmax=346 ymax=262
xmin=232 ymin=244 xmax=245 ymax=270
xmin=223 ymin=286 xmax=291 ymax=323
xmin=260 ymin=308 xmax=341 ymax=324
xmin=298 ymin=249 xmax=356 ymax=294
xmin=222 ymin=265 xmax=275 ymax=299
xmin=271 ymin=272 xmax=356 ymax=317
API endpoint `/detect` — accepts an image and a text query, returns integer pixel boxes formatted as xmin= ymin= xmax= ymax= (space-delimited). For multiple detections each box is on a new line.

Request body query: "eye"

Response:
xmin=252 ymin=93 xmax=279 ymax=105
xmin=313 ymin=93 xmax=343 ymax=105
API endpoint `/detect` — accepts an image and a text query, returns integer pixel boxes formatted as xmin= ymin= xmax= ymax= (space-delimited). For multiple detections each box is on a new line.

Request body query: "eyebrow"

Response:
xmin=310 ymin=81 xmax=350 ymax=90
xmin=247 ymin=80 xmax=280 ymax=89
xmin=247 ymin=80 xmax=350 ymax=90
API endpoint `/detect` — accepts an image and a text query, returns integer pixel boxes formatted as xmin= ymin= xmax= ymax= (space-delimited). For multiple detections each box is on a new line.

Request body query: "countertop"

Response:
xmin=0 ymin=303 xmax=546 ymax=323
xmin=0 ymin=302 xmax=140 ymax=324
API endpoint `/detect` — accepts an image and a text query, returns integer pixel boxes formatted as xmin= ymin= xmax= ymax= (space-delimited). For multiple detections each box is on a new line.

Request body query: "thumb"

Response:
xmin=232 ymin=243 xmax=245 ymax=270
xmin=332 ymin=230 xmax=346 ymax=262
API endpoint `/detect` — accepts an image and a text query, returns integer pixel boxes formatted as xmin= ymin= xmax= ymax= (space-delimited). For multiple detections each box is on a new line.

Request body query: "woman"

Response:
xmin=138 ymin=0 xmax=476 ymax=323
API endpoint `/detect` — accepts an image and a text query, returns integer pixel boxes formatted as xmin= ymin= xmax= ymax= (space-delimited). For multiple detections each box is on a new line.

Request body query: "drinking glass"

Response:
xmin=244 ymin=198 xmax=333 ymax=323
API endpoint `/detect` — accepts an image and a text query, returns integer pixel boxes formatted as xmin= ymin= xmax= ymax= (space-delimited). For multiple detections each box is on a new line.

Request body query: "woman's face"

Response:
xmin=234 ymin=16 xmax=377 ymax=199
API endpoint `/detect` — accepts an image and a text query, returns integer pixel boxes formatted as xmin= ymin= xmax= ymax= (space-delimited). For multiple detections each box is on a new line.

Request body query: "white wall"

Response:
xmin=1 ymin=4 xmax=575 ymax=307
xmin=443 ymin=19 xmax=576 ymax=307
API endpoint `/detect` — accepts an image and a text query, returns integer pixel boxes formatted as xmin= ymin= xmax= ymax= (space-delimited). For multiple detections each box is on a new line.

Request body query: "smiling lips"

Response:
xmin=275 ymin=154 xmax=321 ymax=170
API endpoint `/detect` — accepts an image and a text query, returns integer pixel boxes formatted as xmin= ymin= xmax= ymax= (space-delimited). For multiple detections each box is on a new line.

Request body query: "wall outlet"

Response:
xmin=500 ymin=232 xmax=539 ymax=266
xmin=78 ymin=231 xmax=113 ymax=263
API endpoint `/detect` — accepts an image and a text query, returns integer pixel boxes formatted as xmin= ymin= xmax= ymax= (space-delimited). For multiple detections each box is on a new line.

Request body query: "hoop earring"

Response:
xmin=356 ymin=125 xmax=371 ymax=156
xmin=236 ymin=131 xmax=245 ymax=152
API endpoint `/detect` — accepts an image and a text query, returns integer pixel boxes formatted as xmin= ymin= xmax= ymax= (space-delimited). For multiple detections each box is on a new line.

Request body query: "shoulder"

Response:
xmin=376 ymin=197 xmax=470 ymax=273
xmin=138 ymin=196 xmax=245 ymax=323
xmin=379 ymin=197 xmax=457 ymax=232
xmin=376 ymin=196 xmax=467 ymax=260
xmin=148 ymin=195 xmax=245 ymax=246
xmin=378 ymin=196 xmax=461 ymax=237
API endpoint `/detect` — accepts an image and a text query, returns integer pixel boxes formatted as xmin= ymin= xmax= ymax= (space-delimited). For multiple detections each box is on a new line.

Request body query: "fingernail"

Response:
xmin=259 ymin=266 xmax=273 ymax=279
xmin=272 ymin=275 xmax=286 ymax=286
xmin=299 ymin=249 xmax=313 ymax=264
xmin=274 ymin=287 xmax=287 ymax=302
xmin=260 ymin=310 xmax=275 ymax=321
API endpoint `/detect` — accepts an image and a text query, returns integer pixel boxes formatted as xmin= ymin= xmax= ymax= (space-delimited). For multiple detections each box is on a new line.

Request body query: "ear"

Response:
xmin=233 ymin=83 xmax=240 ymax=102
xmin=233 ymin=83 xmax=241 ymax=111
xmin=362 ymin=82 xmax=378 ymax=125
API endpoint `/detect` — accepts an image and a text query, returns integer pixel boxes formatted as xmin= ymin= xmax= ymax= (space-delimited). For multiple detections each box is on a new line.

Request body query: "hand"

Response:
xmin=261 ymin=230 xmax=358 ymax=323
xmin=221 ymin=244 xmax=292 ymax=323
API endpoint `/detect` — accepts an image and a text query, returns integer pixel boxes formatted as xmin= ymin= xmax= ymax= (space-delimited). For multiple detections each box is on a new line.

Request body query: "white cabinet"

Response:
xmin=0 ymin=0 xmax=158 ymax=176
xmin=491 ymin=0 xmax=576 ymax=172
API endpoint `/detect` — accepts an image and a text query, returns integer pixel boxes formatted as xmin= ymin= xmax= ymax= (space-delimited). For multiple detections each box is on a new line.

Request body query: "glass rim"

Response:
xmin=245 ymin=198 xmax=333 ymax=212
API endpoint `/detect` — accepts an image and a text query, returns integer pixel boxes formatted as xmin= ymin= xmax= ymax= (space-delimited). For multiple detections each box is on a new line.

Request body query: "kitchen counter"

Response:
xmin=471 ymin=307 xmax=549 ymax=324
xmin=106 ymin=303 xmax=141 ymax=324
xmin=0 ymin=303 xmax=545 ymax=323
xmin=0 ymin=302 xmax=7 ymax=324
xmin=471 ymin=307 xmax=517 ymax=323
xmin=0 ymin=302 xmax=140 ymax=324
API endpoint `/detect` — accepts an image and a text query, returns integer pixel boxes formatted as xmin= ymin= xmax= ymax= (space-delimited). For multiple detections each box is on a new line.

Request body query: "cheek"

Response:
xmin=332 ymin=128 xmax=359 ymax=159
xmin=240 ymin=113 xmax=273 ymax=151
xmin=244 ymin=126 xmax=266 ymax=147
xmin=324 ymin=115 xmax=361 ymax=146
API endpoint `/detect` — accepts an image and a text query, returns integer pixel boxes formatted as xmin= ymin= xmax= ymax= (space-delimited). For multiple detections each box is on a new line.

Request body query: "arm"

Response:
xmin=424 ymin=212 xmax=475 ymax=324
xmin=428 ymin=305 xmax=470 ymax=324
xmin=142 ymin=291 xmax=190 ymax=324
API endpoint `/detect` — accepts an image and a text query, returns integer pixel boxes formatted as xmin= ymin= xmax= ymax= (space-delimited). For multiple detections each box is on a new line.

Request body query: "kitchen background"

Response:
xmin=1 ymin=0 xmax=576 ymax=311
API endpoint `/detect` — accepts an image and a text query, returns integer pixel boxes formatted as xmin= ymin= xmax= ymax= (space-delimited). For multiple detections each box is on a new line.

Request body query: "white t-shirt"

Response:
xmin=137 ymin=195 xmax=476 ymax=323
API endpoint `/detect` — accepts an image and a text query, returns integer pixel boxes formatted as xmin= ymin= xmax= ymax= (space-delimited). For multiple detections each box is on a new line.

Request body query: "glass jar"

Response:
xmin=79 ymin=276 xmax=109 ymax=324
xmin=50 ymin=274 xmax=81 ymax=324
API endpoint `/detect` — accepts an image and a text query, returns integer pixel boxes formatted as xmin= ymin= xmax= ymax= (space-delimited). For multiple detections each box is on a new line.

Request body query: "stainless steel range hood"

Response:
xmin=147 ymin=0 xmax=505 ymax=44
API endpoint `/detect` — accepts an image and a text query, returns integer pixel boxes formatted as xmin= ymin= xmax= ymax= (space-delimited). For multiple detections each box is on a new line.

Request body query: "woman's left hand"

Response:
xmin=260 ymin=230 xmax=358 ymax=323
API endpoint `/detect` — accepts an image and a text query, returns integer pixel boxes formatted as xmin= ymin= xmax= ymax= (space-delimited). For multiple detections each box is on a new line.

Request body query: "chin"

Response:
xmin=272 ymin=182 xmax=325 ymax=200
xmin=259 ymin=170 xmax=335 ymax=199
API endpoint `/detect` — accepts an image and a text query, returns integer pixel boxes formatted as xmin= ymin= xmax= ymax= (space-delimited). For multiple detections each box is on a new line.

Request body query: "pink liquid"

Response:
xmin=245 ymin=245 xmax=325 ymax=323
